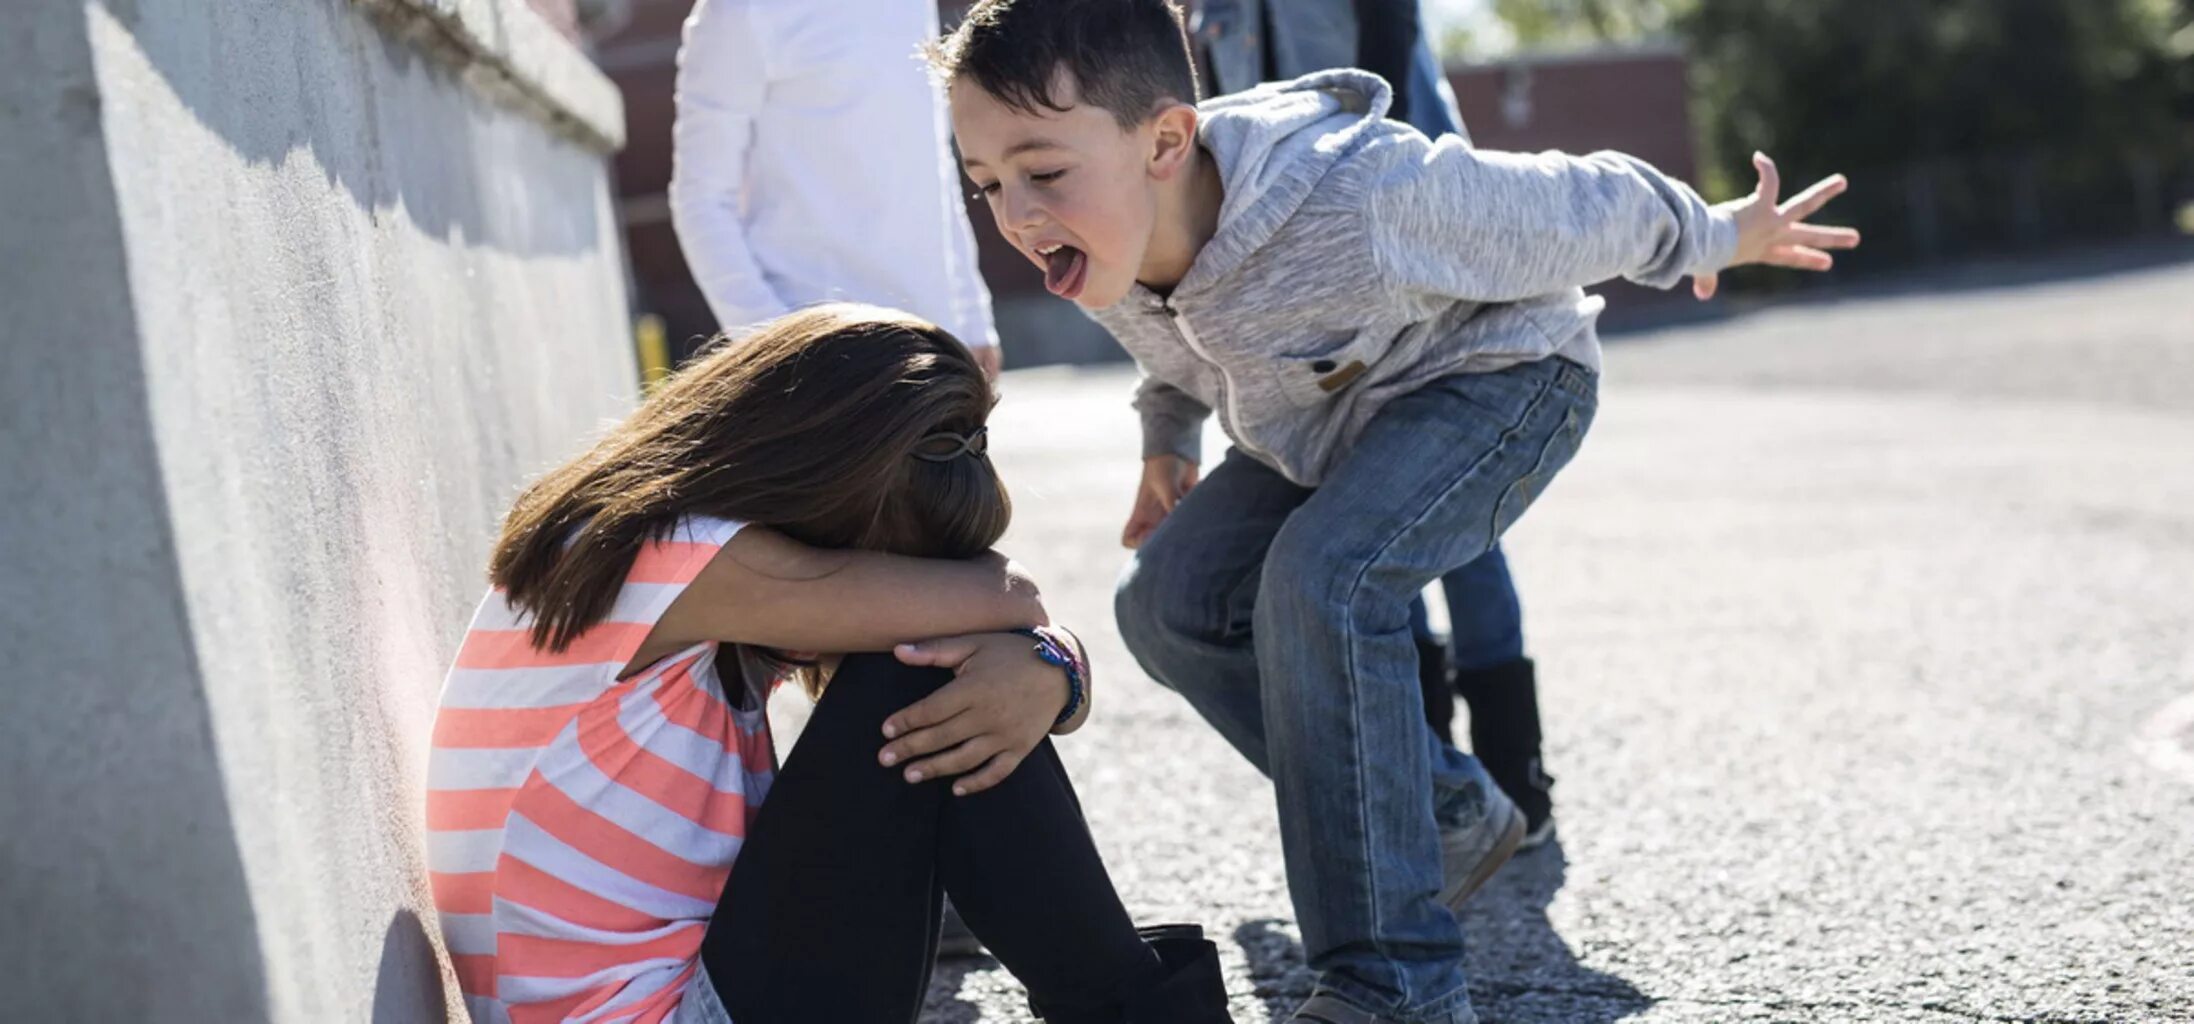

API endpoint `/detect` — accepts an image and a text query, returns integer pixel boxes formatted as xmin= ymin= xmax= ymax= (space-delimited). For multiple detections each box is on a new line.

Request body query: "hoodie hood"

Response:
xmin=1175 ymin=69 xmax=1395 ymax=294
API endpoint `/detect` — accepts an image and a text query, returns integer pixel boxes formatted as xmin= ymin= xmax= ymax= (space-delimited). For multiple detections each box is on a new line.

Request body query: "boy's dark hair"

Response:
xmin=929 ymin=0 xmax=1201 ymax=130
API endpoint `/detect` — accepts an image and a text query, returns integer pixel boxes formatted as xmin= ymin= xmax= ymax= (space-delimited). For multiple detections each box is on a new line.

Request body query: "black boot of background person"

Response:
xmin=1416 ymin=635 xmax=1457 ymax=746
xmin=1454 ymin=657 xmax=1555 ymax=847
xmin=1033 ymin=924 xmax=1234 ymax=1023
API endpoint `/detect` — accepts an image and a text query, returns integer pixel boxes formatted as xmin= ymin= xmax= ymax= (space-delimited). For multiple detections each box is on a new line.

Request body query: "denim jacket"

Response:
xmin=1194 ymin=0 xmax=1463 ymax=138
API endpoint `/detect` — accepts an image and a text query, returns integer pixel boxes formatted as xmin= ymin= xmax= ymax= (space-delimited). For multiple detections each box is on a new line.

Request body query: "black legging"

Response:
xmin=700 ymin=653 xmax=1165 ymax=1023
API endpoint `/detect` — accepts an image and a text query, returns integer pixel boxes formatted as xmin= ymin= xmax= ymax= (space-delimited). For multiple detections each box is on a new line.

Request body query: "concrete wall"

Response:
xmin=0 ymin=0 xmax=636 ymax=1019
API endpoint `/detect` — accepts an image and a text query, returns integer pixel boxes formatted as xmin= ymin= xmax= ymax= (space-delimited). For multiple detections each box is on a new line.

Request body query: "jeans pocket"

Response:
xmin=1488 ymin=401 xmax=1588 ymax=540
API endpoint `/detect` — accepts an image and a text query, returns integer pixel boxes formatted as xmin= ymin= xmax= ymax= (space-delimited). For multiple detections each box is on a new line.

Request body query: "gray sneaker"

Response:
xmin=1436 ymin=781 xmax=1527 ymax=913
xmin=1291 ymin=990 xmax=1476 ymax=1024
xmin=1289 ymin=991 xmax=1395 ymax=1023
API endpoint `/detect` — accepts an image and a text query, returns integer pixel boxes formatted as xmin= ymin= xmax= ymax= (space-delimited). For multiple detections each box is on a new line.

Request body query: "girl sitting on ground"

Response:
xmin=424 ymin=304 xmax=1232 ymax=1024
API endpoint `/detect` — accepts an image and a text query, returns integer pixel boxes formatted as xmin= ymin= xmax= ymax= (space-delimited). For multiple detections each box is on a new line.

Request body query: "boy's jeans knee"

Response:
xmin=1114 ymin=453 xmax=1308 ymax=774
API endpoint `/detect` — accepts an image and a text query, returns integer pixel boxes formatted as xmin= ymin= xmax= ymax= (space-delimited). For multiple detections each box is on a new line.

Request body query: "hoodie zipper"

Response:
xmin=1162 ymin=302 xmax=1275 ymax=465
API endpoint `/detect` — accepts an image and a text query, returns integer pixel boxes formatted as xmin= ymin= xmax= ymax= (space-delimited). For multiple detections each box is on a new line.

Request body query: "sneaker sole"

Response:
xmin=1439 ymin=800 xmax=1527 ymax=913
xmin=1518 ymin=816 xmax=1557 ymax=851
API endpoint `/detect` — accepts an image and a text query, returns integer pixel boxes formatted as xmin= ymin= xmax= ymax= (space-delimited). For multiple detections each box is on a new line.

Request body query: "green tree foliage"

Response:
xmin=1682 ymin=0 xmax=2183 ymax=178
xmin=1485 ymin=0 xmax=2193 ymax=265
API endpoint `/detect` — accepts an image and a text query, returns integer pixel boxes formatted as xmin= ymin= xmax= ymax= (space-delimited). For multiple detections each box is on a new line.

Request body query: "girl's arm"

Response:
xmin=650 ymin=527 xmax=1047 ymax=655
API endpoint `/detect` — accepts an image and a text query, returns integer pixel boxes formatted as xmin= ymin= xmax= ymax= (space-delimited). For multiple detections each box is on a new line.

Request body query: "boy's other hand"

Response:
xmin=1123 ymin=454 xmax=1200 ymax=549
xmin=879 ymin=633 xmax=1070 ymax=796
xmin=972 ymin=346 xmax=1003 ymax=380
xmin=1693 ymin=152 xmax=1862 ymax=301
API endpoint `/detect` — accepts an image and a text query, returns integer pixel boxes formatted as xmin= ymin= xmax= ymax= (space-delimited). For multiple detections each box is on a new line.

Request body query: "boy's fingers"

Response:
xmin=1692 ymin=272 xmax=1719 ymax=301
xmin=1752 ymin=152 xmax=1780 ymax=205
xmin=1767 ymin=244 xmax=1835 ymax=271
xmin=881 ymin=687 xmax=970 ymax=740
xmin=953 ymin=750 xmax=1025 ymax=796
xmin=1788 ymin=224 xmax=1861 ymax=250
xmin=903 ymin=736 xmax=1005 ymax=784
xmin=1778 ymin=175 xmax=1848 ymax=220
xmin=1123 ymin=502 xmax=1160 ymax=547
xmin=1123 ymin=510 xmax=1153 ymax=548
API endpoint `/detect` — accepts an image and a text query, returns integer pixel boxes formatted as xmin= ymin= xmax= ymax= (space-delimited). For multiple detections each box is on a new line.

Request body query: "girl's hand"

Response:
xmin=1693 ymin=152 xmax=1861 ymax=301
xmin=877 ymin=633 xmax=1071 ymax=795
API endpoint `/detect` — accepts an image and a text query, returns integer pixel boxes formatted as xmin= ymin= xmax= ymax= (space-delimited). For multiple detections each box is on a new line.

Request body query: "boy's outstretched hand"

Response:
xmin=1123 ymin=454 xmax=1199 ymax=549
xmin=1693 ymin=152 xmax=1862 ymax=301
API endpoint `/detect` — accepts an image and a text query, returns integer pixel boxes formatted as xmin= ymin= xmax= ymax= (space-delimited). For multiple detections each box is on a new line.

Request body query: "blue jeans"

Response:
xmin=1116 ymin=359 xmax=1597 ymax=1022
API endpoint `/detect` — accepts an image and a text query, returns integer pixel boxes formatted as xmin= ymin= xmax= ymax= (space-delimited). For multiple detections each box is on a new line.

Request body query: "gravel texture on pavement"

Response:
xmin=905 ymin=256 xmax=2194 ymax=1023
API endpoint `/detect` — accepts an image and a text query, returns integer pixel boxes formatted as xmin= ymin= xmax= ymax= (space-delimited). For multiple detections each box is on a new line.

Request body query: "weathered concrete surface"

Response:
xmin=927 ymin=256 xmax=2194 ymax=1022
xmin=1 ymin=1 xmax=633 ymax=1020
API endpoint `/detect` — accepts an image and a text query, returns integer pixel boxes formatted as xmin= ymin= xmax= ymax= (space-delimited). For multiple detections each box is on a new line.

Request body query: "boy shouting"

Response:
xmin=932 ymin=2 xmax=1855 ymax=1021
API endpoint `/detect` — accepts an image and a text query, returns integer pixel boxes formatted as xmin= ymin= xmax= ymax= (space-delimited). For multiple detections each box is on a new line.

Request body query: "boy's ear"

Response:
xmin=1146 ymin=101 xmax=1200 ymax=181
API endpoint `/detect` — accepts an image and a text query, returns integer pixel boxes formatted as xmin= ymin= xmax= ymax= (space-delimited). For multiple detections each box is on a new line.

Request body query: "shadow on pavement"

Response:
xmin=1461 ymin=841 xmax=1652 ymax=1023
xmin=1232 ymin=841 xmax=1651 ymax=1023
xmin=1232 ymin=918 xmax=1315 ymax=1022
xmin=371 ymin=908 xmax=450 ymax=1024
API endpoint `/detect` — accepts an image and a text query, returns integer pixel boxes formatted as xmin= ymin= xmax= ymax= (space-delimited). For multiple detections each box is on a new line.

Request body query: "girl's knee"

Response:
xmin=816 ymin=653 xmax=953 ymax=723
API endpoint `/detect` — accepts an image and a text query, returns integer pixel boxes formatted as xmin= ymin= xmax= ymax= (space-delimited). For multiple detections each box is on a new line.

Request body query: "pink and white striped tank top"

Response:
xmin=425 ymin=515 xmax=774 ymax=1024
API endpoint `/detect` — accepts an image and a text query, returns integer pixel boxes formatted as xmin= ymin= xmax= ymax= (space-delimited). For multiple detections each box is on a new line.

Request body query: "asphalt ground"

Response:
xmin=905 ymin=254 xmax=2194 ymax=1023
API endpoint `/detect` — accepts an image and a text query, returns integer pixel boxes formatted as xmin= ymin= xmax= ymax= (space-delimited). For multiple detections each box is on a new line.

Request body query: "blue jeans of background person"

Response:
xmin=1405 ymin=32 xmax=1465 ymax=140
xmin=1116 ymin=360 xmax=1596 ymax=1023
xmin=1409 ymin=546 xmax=1527 ymax=672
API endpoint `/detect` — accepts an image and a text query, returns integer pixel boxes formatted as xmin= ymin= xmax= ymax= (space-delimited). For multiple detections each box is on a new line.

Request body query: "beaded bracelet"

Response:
xmin=1011 ymin=626 xmax=1087 ymax=728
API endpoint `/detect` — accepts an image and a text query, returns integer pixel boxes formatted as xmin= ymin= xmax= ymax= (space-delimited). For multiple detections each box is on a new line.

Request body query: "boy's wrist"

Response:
xmin=1702 ymin=205 xmax=1743 ymax=275
xmin=1140 ymin=423 xmax=1203 ymax=463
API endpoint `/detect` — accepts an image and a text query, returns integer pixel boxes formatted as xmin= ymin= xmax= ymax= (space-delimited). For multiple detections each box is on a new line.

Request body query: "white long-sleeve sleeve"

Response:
xmin=940 ymin=169 xmax=999 ymax=350
xmin=669 ymin=0 xmax=1006 ymax=347
xmin=668 ymin=0 xmax=792 ymax=333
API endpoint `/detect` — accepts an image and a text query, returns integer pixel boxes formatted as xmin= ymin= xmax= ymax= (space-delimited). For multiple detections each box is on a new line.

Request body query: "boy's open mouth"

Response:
xmin=1038 ymin=243 xmax=1088 ymax=300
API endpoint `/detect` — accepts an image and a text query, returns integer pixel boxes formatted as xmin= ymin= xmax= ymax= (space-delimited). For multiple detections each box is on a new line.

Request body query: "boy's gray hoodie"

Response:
xmin=1088 ymin=69 xmax=1738 ymax=486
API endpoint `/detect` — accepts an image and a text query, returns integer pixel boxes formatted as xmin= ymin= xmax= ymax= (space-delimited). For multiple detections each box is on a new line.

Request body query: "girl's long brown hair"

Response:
xmin=490 ymin=303 xmax=1011 ymax=652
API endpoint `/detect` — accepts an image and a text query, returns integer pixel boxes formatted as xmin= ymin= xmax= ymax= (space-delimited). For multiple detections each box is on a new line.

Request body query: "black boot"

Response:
xmin=1416 ymin=636 xmax=1457 ymax=746
xmin=1454 ymin=657 xmax=1554 ymax=846
xmin=1033 ymin=924 xmax=1234 ymax=1023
